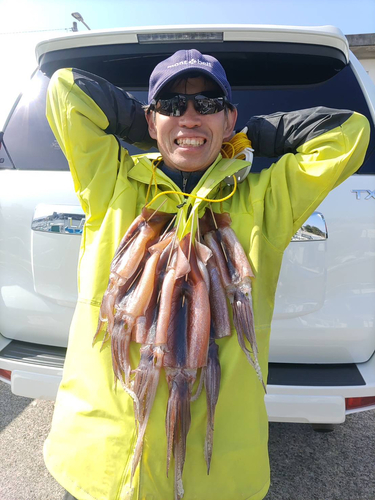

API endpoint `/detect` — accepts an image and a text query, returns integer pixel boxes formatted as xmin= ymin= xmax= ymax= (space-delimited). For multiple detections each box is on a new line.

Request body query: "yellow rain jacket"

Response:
xmin=44 ymin=68 xmax=370 ymax=500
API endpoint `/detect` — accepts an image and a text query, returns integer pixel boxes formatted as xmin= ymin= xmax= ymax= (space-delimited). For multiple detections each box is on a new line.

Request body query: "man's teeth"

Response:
xmin=176 ymin=138 xmax=205 ymax=147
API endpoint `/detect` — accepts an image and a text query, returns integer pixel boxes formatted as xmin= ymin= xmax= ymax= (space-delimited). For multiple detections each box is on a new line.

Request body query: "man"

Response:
xmin=45 ymin=49 xmax=370 ymax=500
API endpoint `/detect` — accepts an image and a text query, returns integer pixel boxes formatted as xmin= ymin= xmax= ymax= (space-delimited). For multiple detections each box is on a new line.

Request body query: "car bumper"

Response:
xmin=266 ymin=352 xmax=375 ymax=423
xmin=0 ymin=336 xmax=64 ymax=400
xmin=1 ymin=336 xmax=375 ymax=423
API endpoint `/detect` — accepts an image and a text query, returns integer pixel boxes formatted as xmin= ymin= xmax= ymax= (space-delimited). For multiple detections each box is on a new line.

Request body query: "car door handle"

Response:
xmin=31 ymin=204 xmax=85 ymax=235
xmin=291 ymin=212 xmax=328 ymax=241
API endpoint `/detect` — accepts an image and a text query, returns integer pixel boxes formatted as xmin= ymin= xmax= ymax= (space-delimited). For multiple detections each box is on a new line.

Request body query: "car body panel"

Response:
xmin=0 ymin=170 xmax=79 ymax=346
xmin=35 ymin=24 xmax=350 ymax=63
xmin=0 ymin=25 xmax=374 ymax=424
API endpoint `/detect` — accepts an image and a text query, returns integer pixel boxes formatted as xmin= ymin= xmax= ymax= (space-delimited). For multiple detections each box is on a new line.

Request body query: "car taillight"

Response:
xmin=138 ymin=32 xmax=223 ymax=43
xmin=346 ymin=396 xmax=375 ymax=411
xmin=0 ymin=369 xmax=11 ymax=381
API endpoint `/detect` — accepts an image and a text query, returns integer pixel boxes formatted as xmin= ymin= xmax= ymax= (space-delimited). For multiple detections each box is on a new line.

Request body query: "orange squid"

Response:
xmin=112 ymin=234 xmax=173 ymax=387
xmin=93 ymin=203 xmax=263 ymax=499
xmin=130 ymin=233 xmax=190 ymax=484
xmin=94 ymin=209 xmax=173 ymax=345
xmin=164 ymin=235 xmax=210 ymax=500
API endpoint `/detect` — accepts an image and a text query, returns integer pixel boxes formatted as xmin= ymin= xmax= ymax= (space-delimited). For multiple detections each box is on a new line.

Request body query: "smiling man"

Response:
xmin=146 ymin=66 xmax=237 ymax=172
xmin=44 ymin=50 xmax=370 ymax=500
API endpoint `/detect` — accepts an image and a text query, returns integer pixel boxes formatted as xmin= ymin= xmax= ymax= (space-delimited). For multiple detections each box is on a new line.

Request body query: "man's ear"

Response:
xmin=145 ymin=111 xmax=157 ymax=140
xmin=223 ymin=108 xmax=238 ymax=142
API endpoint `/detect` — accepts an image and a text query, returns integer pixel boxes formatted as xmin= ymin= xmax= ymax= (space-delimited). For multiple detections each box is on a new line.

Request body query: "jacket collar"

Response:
xmin=128 ymin=153 xmax=249 ymax=197
xmin=128 ymin=153 xmax=251 ymax=239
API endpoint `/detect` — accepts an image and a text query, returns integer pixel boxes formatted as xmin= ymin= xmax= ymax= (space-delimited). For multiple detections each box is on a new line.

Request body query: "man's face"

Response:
xmin=146 ymin=76 xmax=237 ymax=172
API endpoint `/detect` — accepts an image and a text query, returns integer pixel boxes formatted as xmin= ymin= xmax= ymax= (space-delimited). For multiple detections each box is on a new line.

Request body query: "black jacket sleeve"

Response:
xmin=71 ymin=68 xmax=156 ymax=150
xmin=246 ymin=107 xmax=354 ymax=157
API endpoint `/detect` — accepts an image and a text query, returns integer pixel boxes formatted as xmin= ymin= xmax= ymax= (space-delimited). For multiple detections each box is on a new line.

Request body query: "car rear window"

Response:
xmin=1 ymin=70 xmax=68 ymax=171
xmin=2 ymin=48 xmax=374 ymax=174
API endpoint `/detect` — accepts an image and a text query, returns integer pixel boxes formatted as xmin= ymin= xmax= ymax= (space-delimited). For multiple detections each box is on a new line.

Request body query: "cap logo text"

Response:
xmin=167 ymin=59 xmax=213 ymax=69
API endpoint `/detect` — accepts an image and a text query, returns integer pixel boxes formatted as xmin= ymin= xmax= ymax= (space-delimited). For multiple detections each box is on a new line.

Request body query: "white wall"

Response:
xmin=358 ymin=58 xmax=375 ymax=84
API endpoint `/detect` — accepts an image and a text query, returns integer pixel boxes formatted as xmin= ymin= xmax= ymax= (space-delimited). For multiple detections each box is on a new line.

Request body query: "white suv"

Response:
xmin=1 ymin=24 xmax=374 ymax=428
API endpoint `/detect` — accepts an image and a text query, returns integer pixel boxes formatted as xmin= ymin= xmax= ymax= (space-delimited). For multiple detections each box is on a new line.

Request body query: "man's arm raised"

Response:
xmin=245 ymin=107 xmax=370 ymax=250
xmin=46 ymin=68 xmax=154 ymax=220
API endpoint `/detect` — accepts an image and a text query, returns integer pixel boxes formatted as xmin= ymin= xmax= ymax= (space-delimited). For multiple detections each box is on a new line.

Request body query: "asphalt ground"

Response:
xmin=1 ymin=380 xmax=374 ymax=500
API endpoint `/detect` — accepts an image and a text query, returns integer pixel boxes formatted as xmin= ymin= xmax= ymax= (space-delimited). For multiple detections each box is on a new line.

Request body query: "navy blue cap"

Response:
xmin=148 ymin=49 xmax=232 ymax=104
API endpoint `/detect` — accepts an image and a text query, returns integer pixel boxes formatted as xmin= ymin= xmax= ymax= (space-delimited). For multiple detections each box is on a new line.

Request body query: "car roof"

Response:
xmin=35 ymin=24 xmax=350 ymax=65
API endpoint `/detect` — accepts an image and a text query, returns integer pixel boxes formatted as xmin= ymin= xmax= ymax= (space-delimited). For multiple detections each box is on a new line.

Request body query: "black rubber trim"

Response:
xmin=0 ymin=340 xmax=367 ymax=387
xmin=268 ymin=362 xmax=366 ymax=387
xmin=0 ymin=340 xmax=66 ymax=369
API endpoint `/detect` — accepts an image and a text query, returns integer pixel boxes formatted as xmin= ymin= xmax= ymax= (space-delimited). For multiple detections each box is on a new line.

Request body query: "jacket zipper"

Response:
xmin=182 ymin=171 xmax=190 ymax=193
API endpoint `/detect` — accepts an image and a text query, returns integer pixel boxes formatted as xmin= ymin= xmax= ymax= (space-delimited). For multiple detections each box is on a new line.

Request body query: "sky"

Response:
xmin=1 ymin=0 xmax=374 ymax=35
xmin=1 ymin=0 xmax=374 ymax=125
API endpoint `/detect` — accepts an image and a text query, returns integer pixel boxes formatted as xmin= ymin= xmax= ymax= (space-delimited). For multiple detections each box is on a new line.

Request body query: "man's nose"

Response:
xmin=179 ymin=100 xmax=201 ymax=127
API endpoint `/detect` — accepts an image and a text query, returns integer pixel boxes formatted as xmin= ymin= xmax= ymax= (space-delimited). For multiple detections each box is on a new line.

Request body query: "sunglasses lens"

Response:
xmin=154 ymin=94 xmax=227 ymax=117
xmin=194 ymin=95 xmax=225 ymax=115
xmin=156 ymin=96 xmax=186 ymax=116
xmin=171 ymin=96 xmax=186 ymax=117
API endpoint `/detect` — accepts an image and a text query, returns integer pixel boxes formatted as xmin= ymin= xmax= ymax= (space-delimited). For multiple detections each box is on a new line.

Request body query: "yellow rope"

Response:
xmin=219 ymin=182 xmax=223 ymax=214
xmin=221 ymin=140 xmax=235 ymax=158
xmin=145 ymin=174 xmax=237 ymax=208
xmin=221 ymin=132 xmax=252 ymax=159
xmin=145 ymin=156 xmax=162 ymax=205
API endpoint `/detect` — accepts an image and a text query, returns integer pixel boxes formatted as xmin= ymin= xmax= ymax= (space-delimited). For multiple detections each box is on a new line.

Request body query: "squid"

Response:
xmin=164 ymin=235 xmax=210 ymax=500
xmin=205 ymin=254 xmax=231 ymax=340
xmin=112 ymin=235 xmax=173 ymax=387
xmin=199 ymin=240 xmax=231 ymax=474
xmin=195 ymin=240 xmax=212 ymax=294
xmin=131 ymin=232 xmax=176 ymax=346
xmin=130 ymin=235 xmax=189 ymax=483
xmin=93 ymin=203 xmax=262 ymax=500
xmin=189 ymin=236 xmax=231 ymax=474
xmin=94 ymin=208 xmax=173 ymax=344
xmin=201 ymin=209 xmax=266 ymax=392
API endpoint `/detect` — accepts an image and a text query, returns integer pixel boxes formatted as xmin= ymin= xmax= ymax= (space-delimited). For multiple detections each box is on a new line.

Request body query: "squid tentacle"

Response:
xmin=204 ymin=339 xmax=221 ymax=474
xmin=231 ymin=291 xmax=266 ymax=392
xmin=130 ymin=346 xmax=164 ymax=484
xmin=165 ymin=367 xmax=195 ymax=500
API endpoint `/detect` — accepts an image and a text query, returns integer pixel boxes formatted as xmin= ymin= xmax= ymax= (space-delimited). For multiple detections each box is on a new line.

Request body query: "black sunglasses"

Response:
xmin=151 ymin=92 xmax=229 ymax=117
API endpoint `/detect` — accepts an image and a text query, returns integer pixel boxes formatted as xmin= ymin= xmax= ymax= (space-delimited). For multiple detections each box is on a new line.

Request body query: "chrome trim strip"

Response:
xmin=292 ymin=212 xmax=328 ymax=241
xmin=31 ymin=205 xmax=327 ymax=240
xmin=31 ymin=204 xmax=85 ymax=235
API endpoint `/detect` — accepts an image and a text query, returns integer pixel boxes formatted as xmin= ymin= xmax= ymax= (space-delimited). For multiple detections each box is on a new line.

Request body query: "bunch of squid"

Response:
xmin=94 ymin=206 xmax=265 ymax=500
